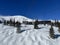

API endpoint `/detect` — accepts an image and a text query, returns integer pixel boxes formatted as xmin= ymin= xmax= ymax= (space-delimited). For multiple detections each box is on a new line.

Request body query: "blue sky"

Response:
xmin=0 ymin=0 xmax=60 ymax=20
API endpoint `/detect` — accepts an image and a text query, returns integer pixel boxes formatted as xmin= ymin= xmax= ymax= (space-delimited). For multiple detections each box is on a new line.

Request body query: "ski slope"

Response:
xmin=0 ymin=15 xmax=60 ymax=45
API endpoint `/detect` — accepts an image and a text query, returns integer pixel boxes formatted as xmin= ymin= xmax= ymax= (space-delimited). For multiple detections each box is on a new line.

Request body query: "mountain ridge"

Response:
xmin=0 ymin=15 xmax=33 ymax=23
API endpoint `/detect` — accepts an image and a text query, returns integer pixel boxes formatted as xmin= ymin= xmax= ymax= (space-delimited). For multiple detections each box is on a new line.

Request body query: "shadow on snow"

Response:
xmin=54 ymin=34 xmax=60 ymax=39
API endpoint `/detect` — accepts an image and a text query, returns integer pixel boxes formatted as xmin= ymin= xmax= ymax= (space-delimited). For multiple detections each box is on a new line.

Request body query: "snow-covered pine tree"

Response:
xmin=9 ymin=19 xmax=13 ymax=26
xmin=12 ymin=19 xmax=15 ymax=26
xmin=58 ymin=22 xmax=60 ymax=32
xmin=6 ymin=21 xmax=9 ymax=25
xmin=16 ymin=21 xmax=21 ymax=33
xmin=49 ymin=24 xmax=55 ymax=39
xmin=34 ymin=19 xmax=38 ymax=29
xmin=4 ymin=20 xmax=7 ymax=25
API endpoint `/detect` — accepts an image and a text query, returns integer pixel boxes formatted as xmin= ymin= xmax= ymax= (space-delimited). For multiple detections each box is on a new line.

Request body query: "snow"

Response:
xmin=0 ymin=15 xmax=60 ymax=45
xmin=0 ymin=15 xmax=33 ymax=23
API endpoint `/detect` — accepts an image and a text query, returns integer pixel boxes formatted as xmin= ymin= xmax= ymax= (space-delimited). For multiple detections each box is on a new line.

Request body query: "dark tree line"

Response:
xmin=3 ymin=19 xmax=21 ymax=27
xmin=49 ymin=20 xmax=60 ymax=39
xmin=53 ymin=20 xmax=60 ymax=33
xmin=23 ymin=21 xmax=33 ymax=25
xmin=3 ymin=19 xmax=21 ymax=33
xmin=33 ymin=20 xmax=51 ymax=29
xmin=2 ymin=19 xmax=60 ymax=34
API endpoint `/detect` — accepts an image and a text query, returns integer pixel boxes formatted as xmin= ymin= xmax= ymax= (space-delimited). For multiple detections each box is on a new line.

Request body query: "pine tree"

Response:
xmin=16 ymin=21 xmax=21 ymax=33
xmin=4 ymin=20 xmax=7 ymax=25
xmin=13 ymin=19 xmax=15 ymax=27
xmin=34 ymin=19 xmax=38 ymax=29
xmin=49 ymin=24 xmax=55 ymax=39
xmin=56 ymin=20 xmax=59 ymax=27
xmin=6 ymin=21 xmax=10 ymax=25
xmin=58 ymin=23 xmax=60 ymax=32
xmin=58 ymin=27 xmax=60 ymax=33
xmin=9 ymin=19 xmax=12 ymax=26
xmin=12 ymin=19 xmax=15 ymax=26
xmin=55 ymin=20 xmax=60 ymax=32
xmin=54 ymin=19 xmax=56 ymax=26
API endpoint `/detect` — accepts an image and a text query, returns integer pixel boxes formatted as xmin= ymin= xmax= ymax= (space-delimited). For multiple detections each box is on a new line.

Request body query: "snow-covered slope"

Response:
xmin=0 ymin=15 xmax=60 ymax=45
xmin=0 ymin=15 xmax=33 ymax=23
xmin=0 ymin=24 xmax=60 ymax=45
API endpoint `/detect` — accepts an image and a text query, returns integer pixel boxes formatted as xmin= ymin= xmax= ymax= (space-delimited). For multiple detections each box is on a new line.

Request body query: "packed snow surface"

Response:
xmin=0 ymin=15 xmax=60 ymax=45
